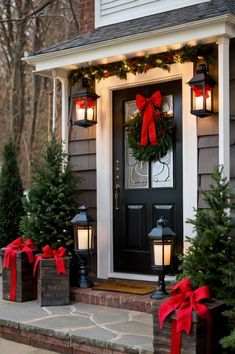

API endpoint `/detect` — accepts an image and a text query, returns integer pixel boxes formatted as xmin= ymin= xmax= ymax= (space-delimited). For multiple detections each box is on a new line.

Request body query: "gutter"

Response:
xmin=23 ymin=14 xmax=235 ymax=69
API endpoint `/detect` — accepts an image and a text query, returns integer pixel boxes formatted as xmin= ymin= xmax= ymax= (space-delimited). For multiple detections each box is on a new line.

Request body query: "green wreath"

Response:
xmin=127 ymin=111 xmax=174 ymax=162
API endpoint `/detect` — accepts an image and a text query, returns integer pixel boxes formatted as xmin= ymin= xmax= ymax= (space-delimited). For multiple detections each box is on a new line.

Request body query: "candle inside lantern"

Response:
xmin=77 ymin=227 xmax=92 ymax=250
xmin=153 ymin=243 xmax=171 ymax=266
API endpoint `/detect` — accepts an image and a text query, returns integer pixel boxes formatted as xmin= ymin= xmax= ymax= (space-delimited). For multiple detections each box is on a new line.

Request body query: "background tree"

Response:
xmin=0 ymin=137 xmax=24 ymax=248
xmin=20 ymin=134 xmax=79 ymax=251
xmin=0 ymin=0 xmax=79 ymax=187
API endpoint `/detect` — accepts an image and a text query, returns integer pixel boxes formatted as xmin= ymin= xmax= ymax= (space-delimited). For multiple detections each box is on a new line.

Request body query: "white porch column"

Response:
xmin=58 ymin=77 xmax=69 ymax=156
xmin=218 ymin=37 xmax=230 ymax=180
xmin=52 ymin=75 xmax=57 ymax=132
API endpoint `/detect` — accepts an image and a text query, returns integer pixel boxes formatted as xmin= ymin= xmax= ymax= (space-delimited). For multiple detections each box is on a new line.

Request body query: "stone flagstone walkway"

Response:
xmin=0 ymin=278 xmax=154 ymax=353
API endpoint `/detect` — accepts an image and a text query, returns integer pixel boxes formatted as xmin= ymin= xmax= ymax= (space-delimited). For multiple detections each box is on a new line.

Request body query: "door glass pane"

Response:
xmin=125 ymin=100 xmax=148 ymax=189
xmin=151 ymin=95 xmax=174 ymax=188
xmin=124 ymin=96 xmax=174 ymax=189
xmin=151 ymin=148 xmax=173 ymax=188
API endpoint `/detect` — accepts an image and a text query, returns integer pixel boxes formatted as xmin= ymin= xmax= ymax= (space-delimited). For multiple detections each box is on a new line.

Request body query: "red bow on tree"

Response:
xmin=3 ymin=236 xmax=37 ymax=301
xmin=136 ymin=90 xmax=162 ymax=146
xmin=33 ymin=244 xmax=67 ymax=277
xmin=158 ymin=278 xmax=212 ymax=354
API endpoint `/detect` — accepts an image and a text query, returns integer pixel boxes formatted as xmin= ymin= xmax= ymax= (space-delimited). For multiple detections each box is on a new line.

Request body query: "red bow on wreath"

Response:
xmin=158 ymin=278 xmax=212 ymax=354
xmin=33 ymin=244 xmax=67 ymax=277
xmin=3 ymin=237 xmax=37 ymax=301
xmin=136 ymin=90 xmax=162 ymax=147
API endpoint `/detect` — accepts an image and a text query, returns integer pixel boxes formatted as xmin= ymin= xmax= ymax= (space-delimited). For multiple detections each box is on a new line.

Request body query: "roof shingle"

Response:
xmin=30 ymin=0 xmax=235 ymax=56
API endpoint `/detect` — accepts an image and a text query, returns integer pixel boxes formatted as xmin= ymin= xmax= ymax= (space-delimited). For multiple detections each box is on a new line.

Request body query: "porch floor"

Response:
xmin=0 ymin=279 xmax=160 ymax=354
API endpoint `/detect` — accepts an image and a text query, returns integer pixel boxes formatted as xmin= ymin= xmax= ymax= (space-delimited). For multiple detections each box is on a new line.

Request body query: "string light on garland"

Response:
xmin=70 ymin=44 xmax=216 ymax=84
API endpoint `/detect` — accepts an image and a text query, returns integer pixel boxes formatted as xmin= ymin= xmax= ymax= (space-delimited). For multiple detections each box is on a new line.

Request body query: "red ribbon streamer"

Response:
xmin=33 ymin=244 xmax=67 ymax=277
xmin=136 ymin=90 xmax=162 ymax=146
xmin=3 ymin=237 xmax=37 ymax=301
xmin=158 ymin=278 xmax=212 ymax=354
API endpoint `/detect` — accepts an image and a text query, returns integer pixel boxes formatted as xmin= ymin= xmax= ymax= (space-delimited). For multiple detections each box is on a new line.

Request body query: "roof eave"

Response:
xmin=23 ymin=14 xmax=235 ymax=74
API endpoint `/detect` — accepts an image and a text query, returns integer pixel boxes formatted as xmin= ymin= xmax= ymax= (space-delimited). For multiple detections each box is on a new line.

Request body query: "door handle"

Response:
xmin=115 ymin=184 xmax=120 ymax=210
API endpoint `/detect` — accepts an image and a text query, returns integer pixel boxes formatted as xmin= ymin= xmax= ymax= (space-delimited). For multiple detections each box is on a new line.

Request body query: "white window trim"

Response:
xmin=95 ymin=0 xmax=210 ymax=28
xmin=96 ymin=62 xmax=197 ymax=281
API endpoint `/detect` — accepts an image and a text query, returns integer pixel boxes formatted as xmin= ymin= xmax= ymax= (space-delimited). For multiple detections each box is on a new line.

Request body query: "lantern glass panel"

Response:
xmin=77 ymin=226 xmax=94 ymax=250
xmin=192 ymin=85 xmax=212 ymax=112
xmin=153 ymin=240 xmax=172 ymax=266
xmin=75 ymin=97 xmax=95 ymax=122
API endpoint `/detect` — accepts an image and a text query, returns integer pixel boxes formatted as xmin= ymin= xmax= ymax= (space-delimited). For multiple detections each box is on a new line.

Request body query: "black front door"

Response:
xmin=113 ymin=80 xmax=183 ymax=274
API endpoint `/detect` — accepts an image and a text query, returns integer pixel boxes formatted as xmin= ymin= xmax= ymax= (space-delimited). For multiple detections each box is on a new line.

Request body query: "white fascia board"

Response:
xmin=23 ymin=15 xmax=235 ymax=73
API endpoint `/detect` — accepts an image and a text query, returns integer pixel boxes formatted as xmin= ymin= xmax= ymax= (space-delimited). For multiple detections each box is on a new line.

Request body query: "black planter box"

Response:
xmin=153 ymin=299 xmax=225 ymax=354
xmin=0 ymin=248 xmax=37 ymax=302
xmin=37 ymin=257 xmax=70 ymax=306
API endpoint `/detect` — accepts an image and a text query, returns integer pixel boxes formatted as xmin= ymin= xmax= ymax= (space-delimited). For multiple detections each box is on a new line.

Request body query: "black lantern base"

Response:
xmin=151 ymin=274 xmax=168 ymax=300
xmin=74 ymin=119 xmax=97 ymax=128
xmin=76 ymin=253 xmax=94 ymax=288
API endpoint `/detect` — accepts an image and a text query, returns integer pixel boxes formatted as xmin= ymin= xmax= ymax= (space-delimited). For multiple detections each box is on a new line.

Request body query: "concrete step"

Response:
xmin=70 ymin=287 xmax=156 ymax=314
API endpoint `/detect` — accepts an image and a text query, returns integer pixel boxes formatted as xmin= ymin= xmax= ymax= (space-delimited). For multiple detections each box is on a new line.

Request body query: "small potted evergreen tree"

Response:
xmin=20 ymin=134 xmax=79 ymax=305
xmin=181 ymin=166 xmax=235 ymax=353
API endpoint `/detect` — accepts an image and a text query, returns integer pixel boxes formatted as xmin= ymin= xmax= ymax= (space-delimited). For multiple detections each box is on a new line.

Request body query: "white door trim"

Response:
xmin=96 ymin=62 xmax=197 ymax=280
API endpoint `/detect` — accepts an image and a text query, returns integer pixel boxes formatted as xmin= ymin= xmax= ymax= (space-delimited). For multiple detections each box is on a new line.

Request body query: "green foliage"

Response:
xmin=180 ymin=166 xmax=235 ymax=351
xmin=20 ymin=135 xmax=79 ymax=252
xmin=127 ymin=111 xmax=174 ymax=162
xmin=70 ymin=44 xmax=216 ymax=84
xmin=0 ymin=138 xmax=24 ymax=248
xmin=181 ymin=166 xmax=234 ymax=298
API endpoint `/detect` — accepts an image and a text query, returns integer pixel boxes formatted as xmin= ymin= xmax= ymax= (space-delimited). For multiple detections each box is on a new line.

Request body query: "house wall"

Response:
xmin=72 ymin=0 xmax=95 ymax=35
xmin=67 ymin=41 xmax=235 ymax=278
xmin=68 ymin=125 xmax=97 ymax=221
xmin=198 ymin=39 xmax=235 ymax=208
xmin=95 ymin=0 xmax=210 ymax=27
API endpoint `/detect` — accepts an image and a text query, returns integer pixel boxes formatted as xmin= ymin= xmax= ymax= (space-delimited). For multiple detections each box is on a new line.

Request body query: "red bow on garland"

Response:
xmin=33 ymin=244 xmax=67 ymax=277
xmin=158 ymin=278 xmax=212 ymax=354
xmin=3 ymin=237 xmax=37 ymax=301
xmin=136 ymin=90 xmax=162 ymax=147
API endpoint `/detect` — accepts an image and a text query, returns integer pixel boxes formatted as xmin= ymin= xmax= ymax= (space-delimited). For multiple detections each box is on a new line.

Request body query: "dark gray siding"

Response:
xmin=68 ymin=124 xmax=97 ymax=220
xmin=198 ymin=40 xmax=235 ymax=208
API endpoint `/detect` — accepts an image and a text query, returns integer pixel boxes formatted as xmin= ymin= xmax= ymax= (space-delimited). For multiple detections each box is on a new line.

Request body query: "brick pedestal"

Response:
xmin=0 ymin=248 xmax=37 ymax=302
xmin=37 ymin=257 xmax=70 ymax=306
xmin=153 ymin=299 xmax=225 ymax=354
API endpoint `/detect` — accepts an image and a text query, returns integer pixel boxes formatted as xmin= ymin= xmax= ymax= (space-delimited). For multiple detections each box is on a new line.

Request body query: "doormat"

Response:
xmin=93 ymin=281 xmax=155 ymax=295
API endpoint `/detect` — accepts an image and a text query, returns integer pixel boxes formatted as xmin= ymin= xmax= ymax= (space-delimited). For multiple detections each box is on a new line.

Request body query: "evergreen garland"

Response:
xmin=70 ymin=44 xmax=216 ymax=84
xmin=127 ymin=111 xmax=174 ymax=162
xmin=0 ymin=138 xmax=24 ymax=248
xmin=20 ymin=135 xmax=79 ymax=252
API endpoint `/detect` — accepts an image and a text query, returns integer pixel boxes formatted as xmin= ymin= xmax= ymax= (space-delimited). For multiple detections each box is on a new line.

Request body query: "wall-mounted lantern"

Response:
xmin=73 ymin=84 xmax=99 ymax=127
xmin=148 ymin=217 xmax=175 ymax=299
xmin=188 ymin=63 xmax=215 ymax=118
xmin=71 ymin=204 xmax=95 ymax=288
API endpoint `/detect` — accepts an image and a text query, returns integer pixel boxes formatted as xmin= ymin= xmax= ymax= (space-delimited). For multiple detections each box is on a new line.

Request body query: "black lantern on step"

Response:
xmin=71 ymin=205 xmax=95 ymax=288
xmin=188 ymin=63 xmax=215 ymax=118
xmin=73 ymin=82 xmax=100 ymax=127
xmin=148 ymin=217 xmax=175 ymax=299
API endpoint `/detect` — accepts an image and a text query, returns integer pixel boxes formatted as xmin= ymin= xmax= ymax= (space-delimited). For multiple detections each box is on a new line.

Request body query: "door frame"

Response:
xmin=96 ymin=62 xmax=197 ymax=280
